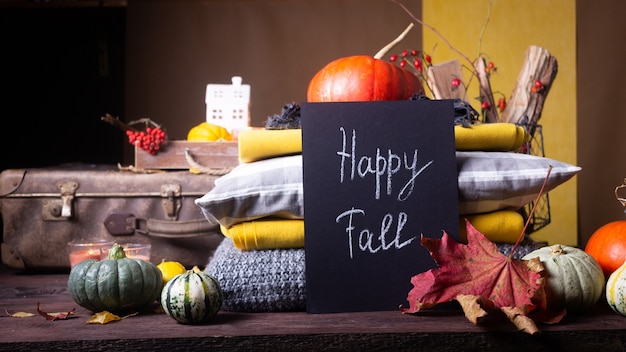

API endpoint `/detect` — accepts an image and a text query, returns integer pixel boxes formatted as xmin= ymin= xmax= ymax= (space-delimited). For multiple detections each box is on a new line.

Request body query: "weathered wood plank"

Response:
xmin=134 ymin=141 xmax=239 ymax=170
xmin=1 ymin=268 xmax=626 ymax=351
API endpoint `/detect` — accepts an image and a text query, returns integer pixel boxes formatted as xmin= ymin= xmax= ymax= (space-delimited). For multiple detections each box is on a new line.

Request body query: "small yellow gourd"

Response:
xmin=606 ymin=260 xmax=626 ymax=316
xmin=157 ymin=260 xmax=187 ymax=286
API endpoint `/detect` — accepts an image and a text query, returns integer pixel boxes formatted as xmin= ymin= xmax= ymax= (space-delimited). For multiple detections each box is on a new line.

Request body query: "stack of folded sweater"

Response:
xmin=198 ymin=127 xmax=307 ymax=312
xmin=195 ymin=103 xmax=581 ymax=312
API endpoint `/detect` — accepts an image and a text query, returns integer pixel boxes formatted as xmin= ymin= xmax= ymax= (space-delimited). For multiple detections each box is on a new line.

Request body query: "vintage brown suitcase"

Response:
xmin=0 ymin=164 xmax=224 ymax=272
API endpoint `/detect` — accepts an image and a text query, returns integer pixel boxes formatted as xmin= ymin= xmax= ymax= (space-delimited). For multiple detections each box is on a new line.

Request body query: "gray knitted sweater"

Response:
xmin=205 ymin=238 xmax=306 ymax=312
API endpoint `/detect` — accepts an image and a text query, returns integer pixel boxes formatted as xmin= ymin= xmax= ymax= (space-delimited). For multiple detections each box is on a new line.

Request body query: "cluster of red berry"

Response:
xmin=480 ymin=97 xmax=507 ymax=112
xmin=390 ymin=49 xmax=500 ymax=97
xmin=531 ymin=80 xmax=545 ymax=93
xmin=389 ymin=49 xmax=431 ymax=75
xmin=126 ymin=127 xmax=166 ymax=155
xmin=484 ymin=61 xmax=497 ymax=74
xmin=497 ymin=97 xmax=507 ymax=111
xmin=389 ymin=49 xmax=511 ymax=118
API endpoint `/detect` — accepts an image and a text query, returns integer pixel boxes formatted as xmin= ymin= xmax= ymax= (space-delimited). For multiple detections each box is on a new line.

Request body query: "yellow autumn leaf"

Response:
xmin=86 ymin=311 xmax=138 ymax=324
xmin=86 ymin=311 xmax=122 ymax=324
xmin=5 ymin=309 xmax=35 ymax=318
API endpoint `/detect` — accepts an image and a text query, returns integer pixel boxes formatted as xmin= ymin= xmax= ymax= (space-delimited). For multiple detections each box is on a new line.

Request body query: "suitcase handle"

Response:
xmin=104 ymin=212 xmax=219 ymax=238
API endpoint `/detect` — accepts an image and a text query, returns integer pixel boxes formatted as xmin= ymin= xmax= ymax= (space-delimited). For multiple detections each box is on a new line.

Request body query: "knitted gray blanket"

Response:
xmin=205 ymin=238 xmax=306 ymax=312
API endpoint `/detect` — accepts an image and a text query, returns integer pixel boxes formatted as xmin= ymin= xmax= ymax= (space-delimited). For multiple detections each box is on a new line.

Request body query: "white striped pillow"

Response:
xmin=195 ymin=152 xmax=580 ymax=227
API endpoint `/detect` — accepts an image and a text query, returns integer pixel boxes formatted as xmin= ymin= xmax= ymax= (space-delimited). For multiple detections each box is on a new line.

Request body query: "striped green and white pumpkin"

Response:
xmin=161 ymin=270 xmax=223 ymax=324
xmin=606 ymin=260 xmax=626 ymax=316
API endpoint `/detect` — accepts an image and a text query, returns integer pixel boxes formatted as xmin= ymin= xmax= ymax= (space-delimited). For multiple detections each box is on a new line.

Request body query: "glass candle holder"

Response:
xmin=68 ymin=240 xmax=115 ymax=269
xmin=100 ymin=243 xmax=151 ymax=262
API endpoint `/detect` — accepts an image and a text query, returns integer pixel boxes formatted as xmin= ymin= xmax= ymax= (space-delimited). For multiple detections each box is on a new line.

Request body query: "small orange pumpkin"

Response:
xmin=187 ymin=122 xmax=232 ymax=142
xmin=306 ymin=55 xmax=422 ymax=102
xmin=584 ymin=220 xmax=626 ymax=277
xmin=306 ymin=24 xmax=423 ymax=103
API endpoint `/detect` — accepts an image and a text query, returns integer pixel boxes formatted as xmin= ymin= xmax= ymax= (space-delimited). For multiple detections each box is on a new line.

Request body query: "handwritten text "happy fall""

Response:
xmin=336 ymin=127 xmax=433 ymax=201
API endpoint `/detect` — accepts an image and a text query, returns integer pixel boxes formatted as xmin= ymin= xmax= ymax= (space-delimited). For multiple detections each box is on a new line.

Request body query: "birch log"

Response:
xmin=474 ymin=57 xmax=498 ymax=123
xmin=501 ymin=45 xmax=558 ymax=135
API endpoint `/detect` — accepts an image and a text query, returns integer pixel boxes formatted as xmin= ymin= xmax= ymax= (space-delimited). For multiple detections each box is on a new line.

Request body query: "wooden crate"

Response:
xmin=134 ymin=140 xmax=239 ymax=170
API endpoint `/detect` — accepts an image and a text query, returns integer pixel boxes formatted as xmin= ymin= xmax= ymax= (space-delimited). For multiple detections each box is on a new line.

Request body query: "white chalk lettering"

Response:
xmin=337 ymin=126 xmax=355 ymax=183
xmin=337 ymin=127 xmax=433 ymax=201
xmin=336 ymin=207 xmax=416 ymax=259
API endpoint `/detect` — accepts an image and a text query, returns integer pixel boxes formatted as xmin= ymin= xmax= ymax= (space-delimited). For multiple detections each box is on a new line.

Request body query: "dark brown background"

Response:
xmin=0 ymin=0 xmax=624 ymax=247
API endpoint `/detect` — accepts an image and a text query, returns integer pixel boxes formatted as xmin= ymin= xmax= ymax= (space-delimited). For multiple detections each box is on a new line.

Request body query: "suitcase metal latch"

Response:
xmin=161 ymin=183 xmax=182 ymax=220
xmin=42 ymin=181 xmax=79 ymax=221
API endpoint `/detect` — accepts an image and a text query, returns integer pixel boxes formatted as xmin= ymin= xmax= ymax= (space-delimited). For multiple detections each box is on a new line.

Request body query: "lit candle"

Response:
xmin=68 ymin=240 xmax=114 ymax=269
xmin=69 ymin=249 xmax=101 ymax=268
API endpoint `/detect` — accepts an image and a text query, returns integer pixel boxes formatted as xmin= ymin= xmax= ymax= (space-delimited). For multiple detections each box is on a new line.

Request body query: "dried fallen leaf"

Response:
xmin=37 ymin=302 xmax=76 ymax=321
xmin=86 ymin=311 xmax=139 ymax=324
xmin=5 ymin=309 xmax=35 ymax=318
xmin=455 ymin=294 xmax=492 ymax=324
xmin=400 ymin=220 xmax=548 ymax=334
xmin=87 ymin=311 xmax=121 ymax=324
xmin=501 ymin=306 xmax=541 ymax=335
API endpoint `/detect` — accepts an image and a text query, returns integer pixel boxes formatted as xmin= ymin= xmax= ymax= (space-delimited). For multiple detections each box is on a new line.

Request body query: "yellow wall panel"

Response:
xmin=423 ymin=0 xmax=577 ymax=245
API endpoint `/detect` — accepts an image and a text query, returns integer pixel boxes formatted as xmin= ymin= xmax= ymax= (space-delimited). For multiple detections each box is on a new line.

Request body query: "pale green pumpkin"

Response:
xmin=522 ymin=244 xmax=605 ymax=312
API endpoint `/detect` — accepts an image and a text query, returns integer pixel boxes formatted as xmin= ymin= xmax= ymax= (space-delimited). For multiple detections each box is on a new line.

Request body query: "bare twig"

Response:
xmin=101 ymin=113 xmax=162 ymax=132
xmin=391 ymin=0 xmax=475 ymax=68
xmin=476 ymin=0 xmax=494 ymax=58
xmin=614 ymin=178 xmax=626 ymax=208
xmin=374 ymin=23 xmax=414 ymax=59
xmin=101 ymin=113 xmax=135 ymax=131
xmin=509 ymin=165 xmax=553 ymax=258
xmin=391 ymin=0 xmax=498 ymax=116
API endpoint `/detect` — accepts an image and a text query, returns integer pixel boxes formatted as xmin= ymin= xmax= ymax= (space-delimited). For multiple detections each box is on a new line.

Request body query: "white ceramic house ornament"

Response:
xmin=205 ymin=76 xmax=250 ymax=138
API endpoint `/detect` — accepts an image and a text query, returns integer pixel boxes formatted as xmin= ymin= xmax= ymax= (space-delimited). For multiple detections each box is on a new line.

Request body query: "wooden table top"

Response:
xmin=2 ymin=266 xmax=626 ymax=351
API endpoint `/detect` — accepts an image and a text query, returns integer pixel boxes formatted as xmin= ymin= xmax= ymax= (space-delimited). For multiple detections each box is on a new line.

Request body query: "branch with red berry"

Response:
xmin=101 ymin=113 xmax=167 ymax=155
xmin=389 ymin=0 xmax=557 ymax=130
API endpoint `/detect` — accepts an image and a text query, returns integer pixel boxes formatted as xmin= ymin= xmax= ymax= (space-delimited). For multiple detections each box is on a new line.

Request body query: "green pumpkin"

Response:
xmin=161 ymin=269 xmax=223 ymax=324
xmin=522 ymin=244 xmax=605 ymax=313
xmin=67 ymin=243 xmax=162 ymax=314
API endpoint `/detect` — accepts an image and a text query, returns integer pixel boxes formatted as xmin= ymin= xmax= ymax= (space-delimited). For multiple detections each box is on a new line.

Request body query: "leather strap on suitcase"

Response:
xmin=104 ymin=212 xmax=216 ymax=238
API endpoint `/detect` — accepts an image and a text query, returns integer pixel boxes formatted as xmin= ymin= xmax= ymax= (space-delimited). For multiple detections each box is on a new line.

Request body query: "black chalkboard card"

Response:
xmin=301 ymin=99 xmax=459 ymax=313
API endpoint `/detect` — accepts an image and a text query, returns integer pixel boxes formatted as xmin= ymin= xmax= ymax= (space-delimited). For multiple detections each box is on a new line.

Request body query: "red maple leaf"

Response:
xmin=400 ymin=220 xmax=553 ymax=334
